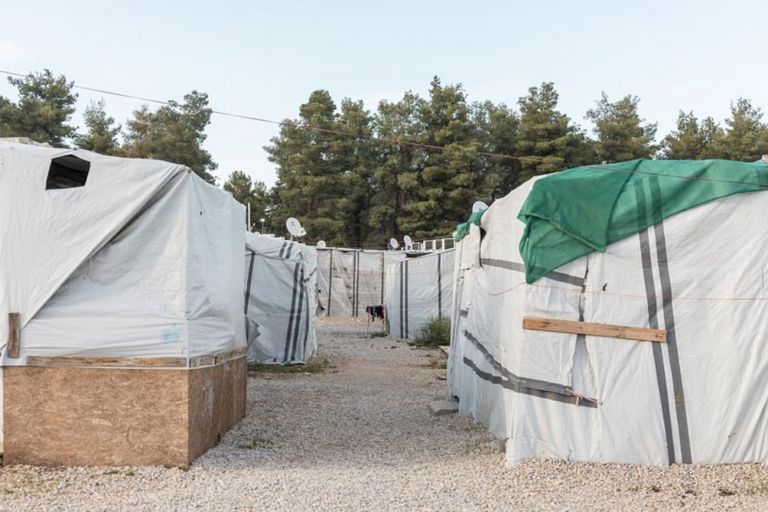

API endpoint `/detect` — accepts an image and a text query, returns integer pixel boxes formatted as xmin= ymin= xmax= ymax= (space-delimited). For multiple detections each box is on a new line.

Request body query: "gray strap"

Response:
xmin=650 ymin=177 xmax=692 ymax=463
xmin=464 ymin=330 xmax=597 ymax=407
xmin=480 ymin=258 xmax=584 ymax=287
xmin=464 ymin=331 xmax=597 ymax=408
xmin=635 ymin=179 xmax=676 ymax=465
xmin=283 ymin=262 xmax=301 ymax=362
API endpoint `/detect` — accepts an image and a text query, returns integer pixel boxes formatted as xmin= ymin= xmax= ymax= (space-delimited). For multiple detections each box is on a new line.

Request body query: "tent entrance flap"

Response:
xmin=518 ymin=159 xmax=768 ymax=283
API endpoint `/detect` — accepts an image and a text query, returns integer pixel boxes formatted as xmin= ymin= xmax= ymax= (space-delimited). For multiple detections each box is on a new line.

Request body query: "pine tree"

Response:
xmin=123 ymin=91 xmax=217 ymax=183
xmin=473 ymin=101 xmax=520 ymax=201
xmin=0 ymin=69 xmax=78 ymax=146
xmin=661 ymin=111 xmax=722 ymax=159
xmin=516 ymin=82 xmax=587 ymax=183
xmin=74 ymin=99 xmax=122 ymax=155
xmin=333 ymin=99 xmax=376 ymax=246
xmin=586 ymin=93 xmax=657 ymax=162
xmin=368 ymin=92 xmax=426 ymax=244
xmin=716 ymin=98 xmax=768 ymax=161
xmin=266 ymin=90 xmax=345 ymax=244
xmin=222 ymin=171 xmax=269 ymax=231
xmin=400 ymin=77 xmax=481 ymax=239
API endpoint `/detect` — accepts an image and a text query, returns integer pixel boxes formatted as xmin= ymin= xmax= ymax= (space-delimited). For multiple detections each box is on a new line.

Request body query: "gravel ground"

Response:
xmin=1 ymin=319 xmax=768 ymax=511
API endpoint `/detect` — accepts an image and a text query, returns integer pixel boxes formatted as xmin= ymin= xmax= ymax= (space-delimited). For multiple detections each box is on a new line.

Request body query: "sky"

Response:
xmin=1 ymin=0 xmax=767 ymax=187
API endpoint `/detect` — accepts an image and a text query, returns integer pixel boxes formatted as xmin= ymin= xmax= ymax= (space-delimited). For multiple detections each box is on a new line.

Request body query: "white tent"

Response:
xmin=316 ymin=248 xmax=406 ymax=317
xmin=449 ymin=160 xmax=768 ymax=466
xmin=244 ymin=233 xmax=318 ymax=364
xmin=0 ymin=142 xmax=245 ymax=446
xmin=385 ymin=250 xmax=454 ymax=339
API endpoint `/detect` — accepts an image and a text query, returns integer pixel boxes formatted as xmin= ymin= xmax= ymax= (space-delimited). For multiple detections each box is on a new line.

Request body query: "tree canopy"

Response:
xmin=122 ymin=91 xmax=217 ymax=183
xmin=6 ymin=69 xmax=768 ymax=247
xmin=0 ymin=69 xmax=78 ymax=146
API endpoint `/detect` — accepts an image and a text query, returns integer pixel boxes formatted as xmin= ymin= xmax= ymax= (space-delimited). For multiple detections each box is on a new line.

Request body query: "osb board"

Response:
xmin=187 ymin=356 xmax=247 ymax=461
xmin=3 ymin=359 xmax=247 ymax=468
xmin=3 ymin=366 xmax=189 ymax=467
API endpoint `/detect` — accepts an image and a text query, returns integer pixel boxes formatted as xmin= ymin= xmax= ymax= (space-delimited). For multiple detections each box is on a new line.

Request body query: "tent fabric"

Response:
xmin=0 ymin=141 xmax=246 ymax=363
xmin=244 ymin=233 xmax=318 ymax=364
xmin=385 ymin=250 xmax=455 ymax=339
xmin=316 ymin=248 xmax=406 ymax=317
xmin=449 ymin=168 xmax=768 ymax=465
xmin=519 ymin=159 xmax=768 ymax=283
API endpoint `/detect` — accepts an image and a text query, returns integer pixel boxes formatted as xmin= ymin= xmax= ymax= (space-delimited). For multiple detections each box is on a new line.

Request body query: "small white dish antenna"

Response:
xmin=286 ymin=217 xmax=304 ymax=237
xmin=403 ymin=235 xmax=413 ymax=247
xmin=389 ymin=238 xmax=399 ymax=250
xmin=317 ymin=240 xmax=327 ymax=248
xmin=472 ymin=201 xmax=489 ymax=213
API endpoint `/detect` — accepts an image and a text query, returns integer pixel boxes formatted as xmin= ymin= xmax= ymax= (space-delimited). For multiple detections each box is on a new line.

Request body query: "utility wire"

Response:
xmin=0 ymin=68 xmax=542 ymax=161
xmin=4 ymin=69 xmax=768 ymax=190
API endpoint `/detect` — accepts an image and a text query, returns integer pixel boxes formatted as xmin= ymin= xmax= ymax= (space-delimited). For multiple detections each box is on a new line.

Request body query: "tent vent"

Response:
xmin=46 ymin=155 xmax=90 ymax=189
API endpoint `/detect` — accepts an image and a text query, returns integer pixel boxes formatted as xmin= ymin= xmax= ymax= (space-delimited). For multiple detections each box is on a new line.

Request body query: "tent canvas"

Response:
xmin=385 ymin=250 xmax=454 ymax=339
xmin=244 ymin=233 xmax=318 ymax=364
xmin=316 ymin=248 xmax=406 ymax=317
xmin=449 ymin=161 xmax=768 ymax=465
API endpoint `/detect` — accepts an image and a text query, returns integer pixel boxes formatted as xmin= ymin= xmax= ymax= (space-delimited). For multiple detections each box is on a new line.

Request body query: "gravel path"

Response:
xmin=1 ymin=319 xmax=768 ymax=511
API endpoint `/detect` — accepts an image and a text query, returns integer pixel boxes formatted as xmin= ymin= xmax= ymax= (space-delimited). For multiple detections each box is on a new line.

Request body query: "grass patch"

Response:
xmin=370 ymin=331 xmax=388 ymax=338
xmin=420 ymin=356 xmax=447 ymax=369
xmin=411 ymin=317 xmax=451 ymax=347
xmin=248 ymin=358 xmax=333 ymax=376
xmin=240 ymin=435 xmax=273 ymax=450
xmin=718 ymin=486 xmax=737 ymax=496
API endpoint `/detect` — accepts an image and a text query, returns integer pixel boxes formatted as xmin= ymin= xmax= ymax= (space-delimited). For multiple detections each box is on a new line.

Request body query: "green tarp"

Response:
xmin=518 ymin=159 xmax=768 ymax=283
xmin=454 ymin=210 xmax=484 ymax=241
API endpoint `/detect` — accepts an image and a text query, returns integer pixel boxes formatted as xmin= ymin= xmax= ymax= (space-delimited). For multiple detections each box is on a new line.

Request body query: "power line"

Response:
xmin=0 ymin=68 xmax=542 ymax=162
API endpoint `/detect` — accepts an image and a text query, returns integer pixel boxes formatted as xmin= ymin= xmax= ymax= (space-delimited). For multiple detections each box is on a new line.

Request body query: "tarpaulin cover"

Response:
xmin=385 ymin=250 xmax=454 ymax=339
xmin=518 ymin=159 xmax=768 ymax=283
xmin=0 ymin=141 xmax=246 ymax=361
xmin=316 ymin=248 xmax=406 ymax=317
xmin=449 ymin=166 xmax=768 ymax=466
xmin=244 ymin=233 xmax=317 ymax=364
xmin=454 ymin=211 xmax=484 ymax=241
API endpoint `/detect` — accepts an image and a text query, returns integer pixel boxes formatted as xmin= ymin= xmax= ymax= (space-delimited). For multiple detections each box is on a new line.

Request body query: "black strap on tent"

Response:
xmin=244 ymin=249 xmax=256 ymax=340
xmin=404 ymin=259 xmax=409 ymax=338
xmin=437 ymin=252 xmax=443 ymax=320
xmin=290 ymin=264 xmax=305 ymax=361
xmin=650 ymin=178 xmax=692 ymax=464
xmin=463 ymin=330 xmax=597 ymax=408
xmin=380 ymin=252 xmax=385 ymax=304
xmin=327 ymin=249 xmax=334 ymax=316
xmin=399 ymin=261 xmax=404 ymax=338
xmin=283 ymin=262 xmax=301 ymax=362
xmin=635 ymin=180 xmax=676 ymax=465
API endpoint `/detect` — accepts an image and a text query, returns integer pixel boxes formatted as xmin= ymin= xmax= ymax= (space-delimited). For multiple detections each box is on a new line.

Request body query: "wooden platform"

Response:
xmin=2 ymin=356 xmax=247 ymax=468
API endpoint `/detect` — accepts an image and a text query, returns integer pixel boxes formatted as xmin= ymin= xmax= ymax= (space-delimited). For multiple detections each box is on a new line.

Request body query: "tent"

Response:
xmin=385 ymin=250 xmax=454 ymax=339
xmin=0 ymin=141 xmax=246 ymax=466
xmin=449 ymin=159 xmax=768 ymax=466
xmin=316 ymin=248 xmax=406 ymax=317
xmin=244 ymin=233 xmax=318 ymax=364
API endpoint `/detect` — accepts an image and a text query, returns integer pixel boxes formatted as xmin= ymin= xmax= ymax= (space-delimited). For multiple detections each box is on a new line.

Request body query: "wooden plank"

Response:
xmin=24 ymin=347 xmax=248 ymax=370
xmin=190 ymin=347 xmax=248 ymax=368
xmin=7 ymin=313 xmax=20 ymax=358
xmin=522 ymin=316 xmax=667 ymax=343
xmin=25 ymin=356 xmax=187 ymax=368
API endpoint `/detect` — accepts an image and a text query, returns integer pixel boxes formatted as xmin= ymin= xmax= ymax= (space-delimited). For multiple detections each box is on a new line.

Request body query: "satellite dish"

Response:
xmin=317 ymin=240 xmax=327 ymax=248
xmin=389 ymin=238 xmax=399 ymax=250
xmin=286 ymin=217 xmax=304 ymax=237
xmin=403 ymin=235 xmax=413 ymax=248
xmin=472 ymin=201 xmax=489 ymax=213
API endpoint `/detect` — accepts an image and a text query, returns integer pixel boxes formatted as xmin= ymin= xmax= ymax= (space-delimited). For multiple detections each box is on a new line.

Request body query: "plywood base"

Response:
xmin=2 ymin=357 xmax=246 ymax=468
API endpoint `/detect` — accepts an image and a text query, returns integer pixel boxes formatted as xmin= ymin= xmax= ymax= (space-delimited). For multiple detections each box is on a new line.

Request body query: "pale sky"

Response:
xmin=1 ymin=0 xmax=766 ymax=186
